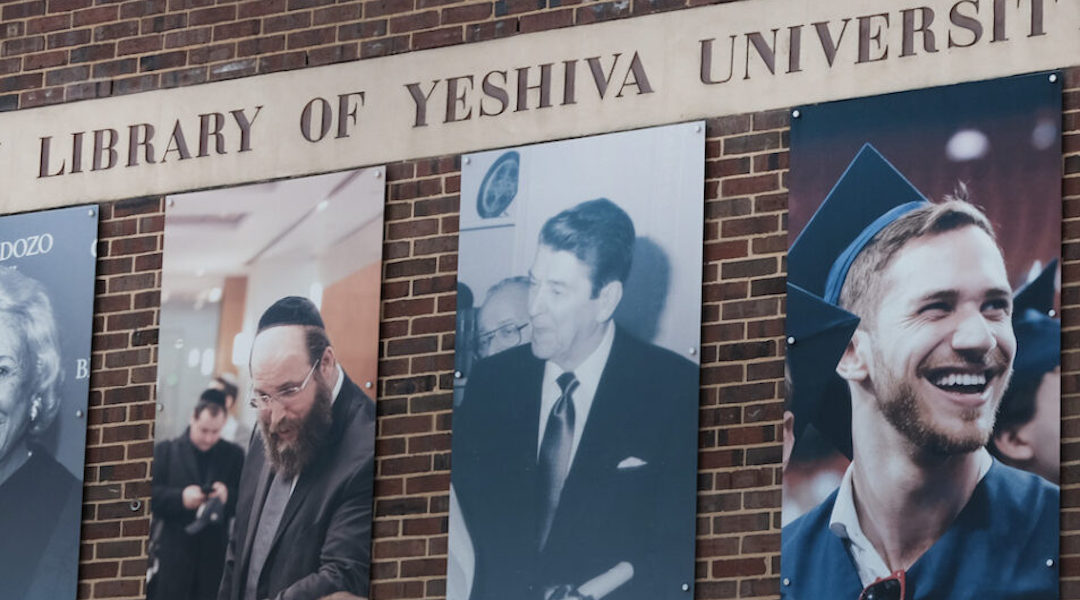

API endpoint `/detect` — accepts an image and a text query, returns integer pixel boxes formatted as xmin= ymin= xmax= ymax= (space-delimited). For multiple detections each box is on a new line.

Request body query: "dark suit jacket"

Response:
xmin=453 ymin=327 xmax=700 ymax=600
xmin=151 ymin=431 xmax=245 ymax=600
xmin=218 ymin=374 xmax=376 ymax=600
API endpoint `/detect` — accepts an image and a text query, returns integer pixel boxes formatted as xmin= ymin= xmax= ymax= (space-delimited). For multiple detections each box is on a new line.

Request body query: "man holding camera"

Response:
xmin=150 ymin=388 xmax=245 ymax=600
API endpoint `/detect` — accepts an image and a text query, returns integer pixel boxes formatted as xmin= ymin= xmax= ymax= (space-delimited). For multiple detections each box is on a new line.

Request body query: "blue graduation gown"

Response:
xmin=781 ymin=460 xmax=1059 ymax=599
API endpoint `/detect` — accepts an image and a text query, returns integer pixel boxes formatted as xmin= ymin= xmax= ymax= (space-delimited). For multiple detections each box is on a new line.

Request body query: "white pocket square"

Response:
xmin=617 ymin=456 xmax=647 ymax=469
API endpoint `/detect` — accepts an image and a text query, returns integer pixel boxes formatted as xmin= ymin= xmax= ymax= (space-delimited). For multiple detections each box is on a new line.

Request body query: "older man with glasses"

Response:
xmin=217 ymin=296 xmax=376 ymax=600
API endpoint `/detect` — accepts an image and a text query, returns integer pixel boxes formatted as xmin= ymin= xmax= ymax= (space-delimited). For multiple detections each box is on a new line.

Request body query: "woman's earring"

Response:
xmin=30 ymin=396 xmax=42 ymax=423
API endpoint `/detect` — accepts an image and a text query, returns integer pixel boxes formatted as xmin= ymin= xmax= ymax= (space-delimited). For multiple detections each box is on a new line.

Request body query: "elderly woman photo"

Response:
xmin=0 ymin=266 xmax=82 ymax=600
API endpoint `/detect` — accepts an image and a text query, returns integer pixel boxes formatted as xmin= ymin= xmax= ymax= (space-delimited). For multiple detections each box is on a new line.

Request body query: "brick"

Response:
xmin=139 ymin=50 xmax=185 ymax=71
xmin=390 ymin=10 xmax=439 ymax=33
xmin=3 ymin=1 xmax=45 ymax=21
xmin=258 ymin=51 xmax=306 ymax=73
xmin=118 ymin=34 xmax=163 ymax=55
xmin=20 ymin=85 xmax=62 ymax=107
xmin=189 ymin=5 xmax=237 ymax=26
xmin=121 ymin=0 xmax=166 ymax=18
xmin=360 ymin=34 xmax=409 ymax=58
xmin=94 ymin=21 xmax=140 ymax=42
xmin=47 ymin=0 xmax=92 ymax=11
xmin=307 ymin=42 xmax=358 ymax=65
xmin=188 ymin=42 xmax=233 ymax=64
xmin=576 ymin=0 xmax=631 ymax=24
xmin=214 ymin=19 xmax=261 ymax=41
xmin=92 ymin=58 xmax=138 ymax=78
xmin=47 ymin=28 xmax=90 ymax=49
xmin=3 ymin=36 xmax=45 ymax=56
xmin=518 ymin=7 xmax=573 ymax=33
xmin=286 ymin=26 xmax=335 ymax=49
xmin=164 ymin=26 xmax=211 ymax=48
xmin=113 ymin=73 xmax=157 ymax=95
xmin=26 ymin=14 xmax=71 ymax=35
xmin=23 ymin=49 xmax=66 ymax=70
xmin=265 ymin=12 xmax=311 ymax=33
xmin=143 ymin=12 xmax=187 ymax=33
xmin=314 ymin=4 xmax=362 ymax=25
xmin=366 ymin=0 xmax=414 ymax=17
xmin=239 ymin=0 xmax=286 ymax=18
xmin=69 ymin=42 xmax=114 ymax=63
xmin=74 ymin=6 xmax=118 ymax=27
xmin=0 ymin=72 xmax=42 ymax=93
xmin=237 ymin=35 xmax=286 ymax=56
xmin=209 ymin=58 xmax=256 ymax=80
xmin=413 ymin=25 xmax=462 ymax=49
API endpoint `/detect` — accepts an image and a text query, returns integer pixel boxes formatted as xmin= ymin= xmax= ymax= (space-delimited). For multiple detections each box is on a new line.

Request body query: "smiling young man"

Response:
xmin=781 ymin=146 xmax=1058 ymax=599
xmin=217 ymin=296 xmax=376 ymax=600
xmin=452 ymin=199 xmax=699 ymax=600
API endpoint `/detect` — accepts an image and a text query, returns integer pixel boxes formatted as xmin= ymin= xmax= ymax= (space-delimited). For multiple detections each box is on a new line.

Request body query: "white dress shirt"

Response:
xmin=536 ymin=321 xmax=616 ymax=469
xmin=828 ymin=448 xmax=993 ymax=587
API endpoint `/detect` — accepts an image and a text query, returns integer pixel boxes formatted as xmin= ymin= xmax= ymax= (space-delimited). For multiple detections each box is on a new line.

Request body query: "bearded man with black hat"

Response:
xmin=218 ymin=296 xmax=376 ymax=600
xmin=151 ymin=388 xmax=245 ymax=600
xmin=781 ymin=145 xmax=1058 ymax=599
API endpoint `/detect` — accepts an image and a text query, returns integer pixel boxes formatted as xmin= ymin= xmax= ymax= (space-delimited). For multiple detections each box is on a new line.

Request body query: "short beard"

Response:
xmin=260 ymin=379 xmax=333 ymax=479
xmin=878 ymin=379 xmax=991 ymax=456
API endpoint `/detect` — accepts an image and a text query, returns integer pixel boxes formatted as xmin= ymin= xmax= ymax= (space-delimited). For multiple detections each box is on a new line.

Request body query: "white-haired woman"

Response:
xmin=0 ymin=266 xmax=81 ymax=600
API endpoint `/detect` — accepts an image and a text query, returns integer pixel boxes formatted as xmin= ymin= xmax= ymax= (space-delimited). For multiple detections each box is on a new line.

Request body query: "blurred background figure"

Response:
xmin=149 ymin=389 xmax=244 ymax=600
xmin=475 ymin=276 xmax=532 ymax=359
xmin=211 ymin=373 xmax=251 ymax=449
xmin=0 ymin=267 xmax=81 ymax=600
xmin=990 ymin=260 xmax=1061 ymax=483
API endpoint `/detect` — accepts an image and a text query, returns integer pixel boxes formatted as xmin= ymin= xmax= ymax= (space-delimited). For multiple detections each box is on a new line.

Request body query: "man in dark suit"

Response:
xmin=452 ymin=199 xmax=699 ymax=600
xmin=218 ymin=296 xmax=376 ymax=600
xmin=151 ymin=389 xmax=245 ymax=600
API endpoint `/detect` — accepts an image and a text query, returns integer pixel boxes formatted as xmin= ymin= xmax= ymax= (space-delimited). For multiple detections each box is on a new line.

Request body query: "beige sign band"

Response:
xmin=1 ymin=0 xmax=1076 ymax=213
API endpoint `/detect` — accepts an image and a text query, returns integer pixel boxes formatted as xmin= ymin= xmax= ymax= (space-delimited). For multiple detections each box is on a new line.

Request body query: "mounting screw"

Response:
xmin=87 ymin=208 xmax=95 ymax=217
xmin=464 ymin=157 xmax=471 ymax=165
xmin=75 ymin=409 xmax=84 ymax=419
xmin=681 ymin=583 xmax=690 ymax=592
xmin=374 ymin=169 xmax=382 ymax=179
xmin=168 ymin=199 xmax=176 ymax=208
xmin=129 ymin=499 xmax=142 ymax=512
xmin=157 ymin=403 xmax=164 ymax=412
xmin=454 ymin=370 xmax=463 ymax=379
xmin=1049 ymin=309 xmax=1057 ymax=318
xmin=1049 ymin=73 xmax=1058 ymax=83
xmin=786 ymin=336 xmax=796 ymax=345
xmin=694 ymin=124 xmax=702 ymax=133
xmin=791 ymin=109 xmax=801 ymax=119
xmin=688 ymin=348 xmax=697 ymax=356
xmin=365 ymin=381 xmax=373 ymax=389
xmin=1047 ymin=558 xmax=1055 ymax=568
xmin=783 ymin=578 xmax=791 ymax=586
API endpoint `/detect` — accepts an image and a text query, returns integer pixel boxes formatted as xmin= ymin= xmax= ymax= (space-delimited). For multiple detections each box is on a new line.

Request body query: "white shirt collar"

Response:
xmin=538 ymin=321 xmax=616 ymax=463
xmin=828 ymin=448 xmax=994 ymax=587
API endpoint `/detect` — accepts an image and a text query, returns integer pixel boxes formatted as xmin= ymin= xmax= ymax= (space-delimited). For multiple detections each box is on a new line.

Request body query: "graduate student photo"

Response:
xmin=781 ymin=143 xmax=1059 ymax=599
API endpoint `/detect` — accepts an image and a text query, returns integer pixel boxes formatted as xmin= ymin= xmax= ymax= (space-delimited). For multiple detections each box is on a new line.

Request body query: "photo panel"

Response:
xmin=0 ymin=204 xmax=98 ymax=600
xmin=448 ymin=122 xmax=704 ymax=600
xmin=148 ymin=168 xmax=384 ymax=600
xmin=782 ymin=73 xmax=1062 ymax=598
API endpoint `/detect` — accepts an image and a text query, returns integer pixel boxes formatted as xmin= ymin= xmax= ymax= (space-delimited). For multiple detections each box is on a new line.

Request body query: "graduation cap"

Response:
xmin=1010 ymin=259 xmax=1060 ymax=390
xmin=787 ymin=144 xmax=930 ymax=457
xmin=257 ymin=296 xmax=325 ymax=332
xmin=786 ymin=283 xmax=860 ymax=454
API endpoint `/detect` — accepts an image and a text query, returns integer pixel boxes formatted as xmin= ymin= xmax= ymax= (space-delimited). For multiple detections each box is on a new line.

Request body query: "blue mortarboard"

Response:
xmin=787 ymin=144 xmax=931 ymax=457
xmin=1010 ymin=259 xmax=1060 ymax=388
xmin=789 ymin=144 xmax=930 ymax=302
xmin=257 ymin=296 xmax=325 ymax=332
xmin=786 ymin=284 xmax=860 ymax=455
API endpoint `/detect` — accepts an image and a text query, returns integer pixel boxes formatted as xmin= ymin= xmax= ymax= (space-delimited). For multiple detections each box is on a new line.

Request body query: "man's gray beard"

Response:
xmin=877 ymin=380 xmax=990 ymax=456
xmin=260 ymin=380 xmax=333 ymax=479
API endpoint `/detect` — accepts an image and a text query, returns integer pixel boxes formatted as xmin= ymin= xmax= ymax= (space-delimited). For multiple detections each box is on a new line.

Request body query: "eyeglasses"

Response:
xmin=248 ymin=360 xmax=319 ymax=409
xmin=859 ymin=571 xmax=905 ymax=600
xmin=477 ymin=321 xmax=529 ymax=354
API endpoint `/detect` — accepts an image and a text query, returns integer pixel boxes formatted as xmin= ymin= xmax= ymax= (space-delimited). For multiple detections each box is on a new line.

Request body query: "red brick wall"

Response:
xmin=0 ymin=2 xmax=1076 ymax=599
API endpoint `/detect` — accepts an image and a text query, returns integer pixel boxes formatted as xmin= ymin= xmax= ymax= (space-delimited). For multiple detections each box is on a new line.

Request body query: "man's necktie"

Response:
xmin=244 ymin=472 xmax=292 ymax=600
xmin=537 ymin=372 xmax=578 ymax=550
